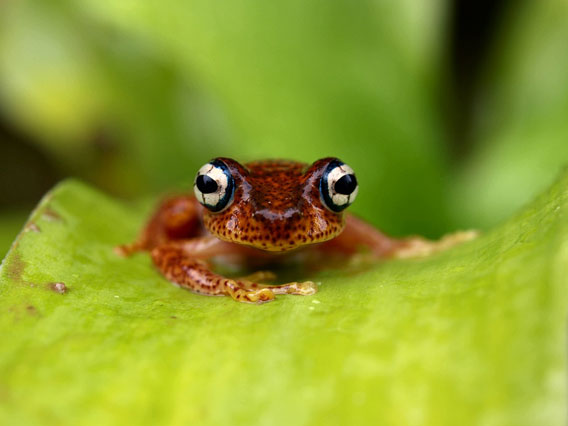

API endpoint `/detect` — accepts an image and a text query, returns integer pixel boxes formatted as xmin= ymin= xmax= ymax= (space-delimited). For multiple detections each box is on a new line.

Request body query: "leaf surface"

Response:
xmin=0 ymin=174 xmax=567 ymax=425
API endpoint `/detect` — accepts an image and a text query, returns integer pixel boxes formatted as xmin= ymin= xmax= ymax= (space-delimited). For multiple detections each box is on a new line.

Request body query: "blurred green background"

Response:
xmin=1 ymin=0 xmax=567 ymax=258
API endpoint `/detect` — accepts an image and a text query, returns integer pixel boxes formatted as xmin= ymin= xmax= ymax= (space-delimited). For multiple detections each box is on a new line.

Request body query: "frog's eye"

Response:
xmin=194 ymin=160 xmax=235 ymax=212
xmin=320 ymin=160 xmax=358 ymax=212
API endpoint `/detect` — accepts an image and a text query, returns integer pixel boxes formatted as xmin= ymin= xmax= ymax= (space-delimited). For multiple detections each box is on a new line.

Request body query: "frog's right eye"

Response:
xmin=319 ymin=160 xmax=358 ymax=212
xmin=194 ymin=160 xmax=235 ymax=212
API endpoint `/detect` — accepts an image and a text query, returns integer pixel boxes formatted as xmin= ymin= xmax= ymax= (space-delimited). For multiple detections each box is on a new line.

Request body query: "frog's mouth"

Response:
xmin=201 ymin=199 xmax=347 ymax=252
xmin=206 ymin=219 xmax=345 ymax=252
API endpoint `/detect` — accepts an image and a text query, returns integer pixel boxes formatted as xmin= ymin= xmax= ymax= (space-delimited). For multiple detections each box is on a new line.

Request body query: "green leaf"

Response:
xmin=1 ymin=172 xmax=567 ymax=426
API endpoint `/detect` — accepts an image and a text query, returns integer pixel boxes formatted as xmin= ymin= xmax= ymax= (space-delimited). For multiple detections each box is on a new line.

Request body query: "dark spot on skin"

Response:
xmin=49 ymin=282 xmax=68 ymax=294
xmin=171 ymin=316 xmax=177 ymax=319
xmin=26 ymin=305 xmax=38 ymax=315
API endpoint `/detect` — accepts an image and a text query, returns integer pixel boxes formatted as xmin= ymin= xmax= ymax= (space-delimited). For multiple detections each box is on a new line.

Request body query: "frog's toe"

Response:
xmin=270 ymin=281 xmax=317 ymax=296
xmin=243 ymin=288 xmax=275 ymax=304
xmin=392 ymin=229 xmax=479 ymax=259
xmin=227 ymin=285 xmax=276 ymax=304
xmin=225 ymin=278 xmax=316 ymax=302
xmin=296 ymin=281 xmax=318 ymax=295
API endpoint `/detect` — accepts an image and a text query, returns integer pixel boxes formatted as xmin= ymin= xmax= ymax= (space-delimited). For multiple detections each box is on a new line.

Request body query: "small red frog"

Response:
xmin=117 ymin=158 xmax=474 ymax=303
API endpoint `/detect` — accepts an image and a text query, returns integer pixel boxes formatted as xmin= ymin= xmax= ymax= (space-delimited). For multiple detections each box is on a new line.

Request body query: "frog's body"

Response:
xmin=118 ymin=158 xmax=475 ymax=303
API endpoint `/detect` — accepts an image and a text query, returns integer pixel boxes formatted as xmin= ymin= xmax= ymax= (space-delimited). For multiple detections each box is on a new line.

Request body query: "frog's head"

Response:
xmin=193 ymin=157 xmax=359 ymax=252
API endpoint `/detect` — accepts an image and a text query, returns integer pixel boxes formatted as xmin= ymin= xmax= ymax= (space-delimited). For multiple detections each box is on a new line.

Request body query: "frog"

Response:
xmin=117 ymin=157 xmax=476 ymax=303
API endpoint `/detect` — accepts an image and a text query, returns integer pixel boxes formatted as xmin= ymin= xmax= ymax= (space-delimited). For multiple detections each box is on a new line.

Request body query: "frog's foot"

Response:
xmin=225 ymin=281 xmax=317 ymax=304
xmin=268 ymin=281 xmax=318 ymax=295
xmin=391 ymin=230 xmax=479 ymax=259
xmin=152 ymin=244 xmax=317 ymax=304
xmin=229 ymin=276 xmax=317 ymax=303
xmin=237 ymin=271 xmax=317 ymax=297
xmin=224 ymin=281 xmax=276 ymax=304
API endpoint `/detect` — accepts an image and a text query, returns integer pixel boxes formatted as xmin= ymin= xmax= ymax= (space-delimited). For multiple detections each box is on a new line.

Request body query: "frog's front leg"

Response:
xmin=321 ymin=214 xmax=477 ymax=258
xmin=116 ymin=195 xmax=202 ymax=256
xmin=388 ymin=229 xmax=479 ymax=258
xmin=151 ymin=241 xmax=317 ymax=304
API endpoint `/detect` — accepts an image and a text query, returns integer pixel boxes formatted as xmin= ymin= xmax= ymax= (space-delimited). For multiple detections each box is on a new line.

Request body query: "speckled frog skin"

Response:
xmin=117 ymin=157 xmax=475 ymax=303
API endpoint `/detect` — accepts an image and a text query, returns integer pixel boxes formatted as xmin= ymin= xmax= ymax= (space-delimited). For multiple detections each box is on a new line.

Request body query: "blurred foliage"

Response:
xmin=0 ymin=212 xmax=26 ymax=257
xmin=450 ymin=0 xmax=568 ymax=228
xmin=1 ymin=0 xmax=567 ymax=251
xmin=0 ymin=0 xmax=450 ymax=242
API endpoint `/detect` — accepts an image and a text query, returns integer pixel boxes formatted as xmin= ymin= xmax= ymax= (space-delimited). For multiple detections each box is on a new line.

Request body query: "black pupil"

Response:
xmin=334 ymin=174 xmax=357 ymax=195
xmin=196 ymin=174 xmax=218 ymax=194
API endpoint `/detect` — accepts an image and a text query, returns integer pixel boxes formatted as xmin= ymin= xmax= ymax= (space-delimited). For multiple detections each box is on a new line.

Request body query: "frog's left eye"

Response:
xmin=194 ymin=160 xmax=235 ymax=212
xmin=320 ymin=160 xmax=358 ymax=212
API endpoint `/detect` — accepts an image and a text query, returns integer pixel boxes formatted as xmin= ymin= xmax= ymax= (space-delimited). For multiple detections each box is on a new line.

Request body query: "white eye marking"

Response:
xmin=320 ymin=161 xmax=358 ymax=212
xmin=327 ymin=164 xmax=358 ymax=207
xmin=194 ymin=161 xmax=234 ymax=212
